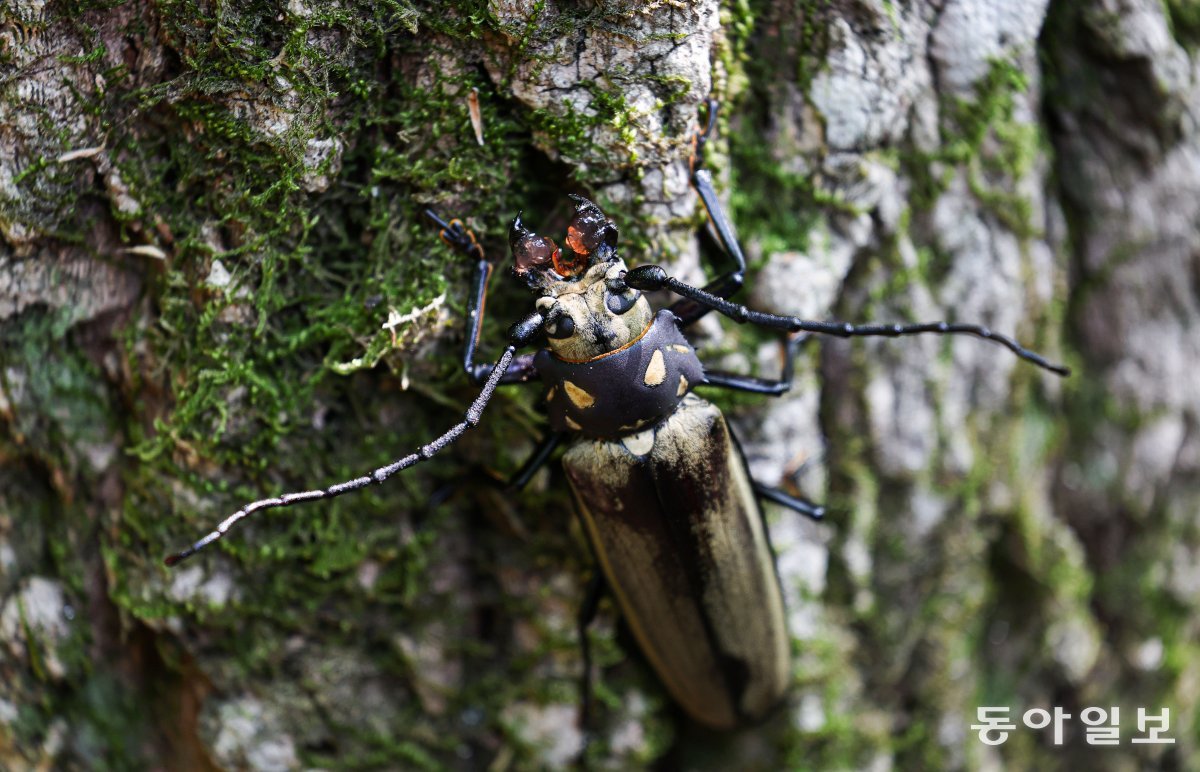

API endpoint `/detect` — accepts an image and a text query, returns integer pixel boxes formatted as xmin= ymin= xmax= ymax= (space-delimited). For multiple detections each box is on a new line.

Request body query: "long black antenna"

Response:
xmin=622 ymin=266 xmax=1070 ymax=377
xmin=164 ymin=346 xmax=518 ymax=566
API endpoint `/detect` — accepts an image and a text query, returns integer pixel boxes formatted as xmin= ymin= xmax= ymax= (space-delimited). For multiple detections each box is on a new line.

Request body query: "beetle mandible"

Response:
xmin=165 ymin=101 xmax=1069 ymax=730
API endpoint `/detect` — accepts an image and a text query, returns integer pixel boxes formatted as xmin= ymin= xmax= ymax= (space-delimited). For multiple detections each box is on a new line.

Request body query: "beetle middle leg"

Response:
xmin=699 ymin=334 xmax=828 ymax=520
xmin=699 ymin=333 xmax=812 ymax=397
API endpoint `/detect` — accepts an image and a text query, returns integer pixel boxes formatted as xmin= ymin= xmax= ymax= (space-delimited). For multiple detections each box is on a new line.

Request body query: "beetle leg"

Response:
xmin=671 ymin=100 xmax=750 ymax=328
xmin=624 ymin=266 xmax=1071 ymax=377
xmin=700 ymin=371 xmax=792 ymax=396
xmin=699 ymin=334 xmax=813 ymax=396
xmin=425 ymin=210 xmax=542 ymax=385
xmin=577 ymin=571 xmax=606 ymax=734
xmin=753 ymin=483 xmax=825 ymax=521
xmin=503 ymin=431 xmax=565 ymax=493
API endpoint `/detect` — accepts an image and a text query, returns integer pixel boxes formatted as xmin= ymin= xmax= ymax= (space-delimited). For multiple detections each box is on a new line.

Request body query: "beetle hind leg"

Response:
xmin=696 ymin=335 xmax=827 ymax=520
xmin=575 ymin=571 xmax=606 ymax=762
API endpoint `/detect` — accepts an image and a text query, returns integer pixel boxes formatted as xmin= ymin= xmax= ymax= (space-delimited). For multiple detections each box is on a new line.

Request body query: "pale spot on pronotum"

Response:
xmin=546 ymin=385 xmax=557 ymax=402
xmin=669 ymin=344 xmax=690 ymax=354
xmin=644 ymin=349 xmax=666 ymax=387
xmin=564 ymin=380 xmax=595 ymax=409
xmin=677 ymin=374 xmax=689 ymax=397
xmin=565 ymin=415 xmax=583 ymax=431
xmin=621 ymin=428 xmax=655 ymax=456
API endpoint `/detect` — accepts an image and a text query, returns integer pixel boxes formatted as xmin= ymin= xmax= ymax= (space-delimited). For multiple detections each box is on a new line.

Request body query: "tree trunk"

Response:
xmin=2 ymin=0 xmax=1195 ymax=768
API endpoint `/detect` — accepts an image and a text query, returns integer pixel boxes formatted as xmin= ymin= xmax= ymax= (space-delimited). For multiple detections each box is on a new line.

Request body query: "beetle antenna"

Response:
xmin=623 ymin=266 xmax=1070 ymax=376
xmin=164 ymin=345 xmax=520 ymax=566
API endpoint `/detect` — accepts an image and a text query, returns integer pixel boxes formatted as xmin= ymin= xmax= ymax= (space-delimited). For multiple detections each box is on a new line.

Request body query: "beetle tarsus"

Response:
xmin=425 ymin=209 xmax=484 ymax=261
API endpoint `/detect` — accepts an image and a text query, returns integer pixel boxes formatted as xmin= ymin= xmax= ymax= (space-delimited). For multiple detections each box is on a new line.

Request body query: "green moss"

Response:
xmin=0 ymin=310 xmax=186 ymax=765
xmin=724 ymin=0 xmax=838 ymax=257
xmin=18 ymin=0 xmax=626 ymax=765
xmin=1165 ymin=0 xmax=1200 ymax=49
xmin=905 ymin=58 xmax=1040 ymax=236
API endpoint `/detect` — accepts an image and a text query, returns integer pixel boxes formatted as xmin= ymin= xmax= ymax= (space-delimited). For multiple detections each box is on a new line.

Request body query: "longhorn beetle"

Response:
xmin=165 ymin=102 xmax=1069 ymax=730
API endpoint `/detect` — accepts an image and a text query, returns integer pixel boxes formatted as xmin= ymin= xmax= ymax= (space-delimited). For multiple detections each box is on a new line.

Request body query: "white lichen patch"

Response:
xmin=206 ymin=696 xmax=300 ymax=772
xmin=0 ymin=696 xmax=16 ymax=724
xmin=0 ymin=577 xmax=72 ymax=680
xmin=1046 ymin=611 xmax=1101 ymax=684
xmin=167 ymin=564 xmax=235 ymax=608
xmin=1132 ymin=637 xmax=1165 ymax=671
xmin=300 ymin=136 xmax=344 ymax=192
xmin=810 ymin=11 xmax=929 ymax=150
xmin=749 ymin=240 xmax=852 ymax=322
xmin=794 ymin=690 xmax=827 ymax=732
xmin=205 ymin=258 xmax=233 ymax=289
xmin=930 ymin=0 xmax=1050 ymax=95
xmin=607 ymin=690 xmax=652 ymax=757
xmin=501 ymin=701 xmax=585 ymax=769
xmin=0 ymin=540 xmax=16 ymax=578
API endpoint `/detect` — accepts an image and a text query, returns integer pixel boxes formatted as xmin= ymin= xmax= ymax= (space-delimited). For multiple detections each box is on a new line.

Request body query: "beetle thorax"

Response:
xmin=535 ymin=258 xmax=652 ymax=362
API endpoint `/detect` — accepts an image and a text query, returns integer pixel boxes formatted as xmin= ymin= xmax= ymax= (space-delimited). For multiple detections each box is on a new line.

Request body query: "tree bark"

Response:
xmin=1 ymin=0 xmax=1195 ymax=768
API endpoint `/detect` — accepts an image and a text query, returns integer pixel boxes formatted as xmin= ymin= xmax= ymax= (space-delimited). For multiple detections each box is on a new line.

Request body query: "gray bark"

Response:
xmin=1 ymin=0 xmax=1195 ymax=768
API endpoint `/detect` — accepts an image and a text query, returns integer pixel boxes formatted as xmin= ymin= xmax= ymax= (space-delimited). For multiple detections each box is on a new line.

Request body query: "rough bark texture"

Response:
xmin=1 ymin=0 xmax=1195 ymax=769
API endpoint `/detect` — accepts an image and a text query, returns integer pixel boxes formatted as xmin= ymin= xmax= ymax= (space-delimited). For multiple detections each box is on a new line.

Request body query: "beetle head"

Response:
xmin=512 ymin=197 xmax=650 ymax=361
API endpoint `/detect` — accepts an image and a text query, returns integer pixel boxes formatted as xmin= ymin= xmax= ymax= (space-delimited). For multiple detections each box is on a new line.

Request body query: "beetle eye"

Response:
xmin=545 ymin=311 xmax=576 ymax=339
xmin=606 ymin=287 xmax=641 ymax=315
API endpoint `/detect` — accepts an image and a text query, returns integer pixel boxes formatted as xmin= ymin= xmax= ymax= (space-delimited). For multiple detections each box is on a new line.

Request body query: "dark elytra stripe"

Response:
xmin=646 ymin=409 xmax=760 ymax=722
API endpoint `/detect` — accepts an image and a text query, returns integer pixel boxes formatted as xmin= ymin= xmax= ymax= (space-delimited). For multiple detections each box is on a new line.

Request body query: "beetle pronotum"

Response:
xmin=165 ymin=102 xmax=1068 ymax=730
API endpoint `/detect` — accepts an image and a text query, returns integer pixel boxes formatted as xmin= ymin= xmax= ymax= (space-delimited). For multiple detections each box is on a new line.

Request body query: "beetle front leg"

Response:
xmin=503 ymin=431 xmax=565 ymax=493
xmin=670 ymin=100 xmax=750 ymax=328
xmin=425 ymin=210 xmax=541 ymax=385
